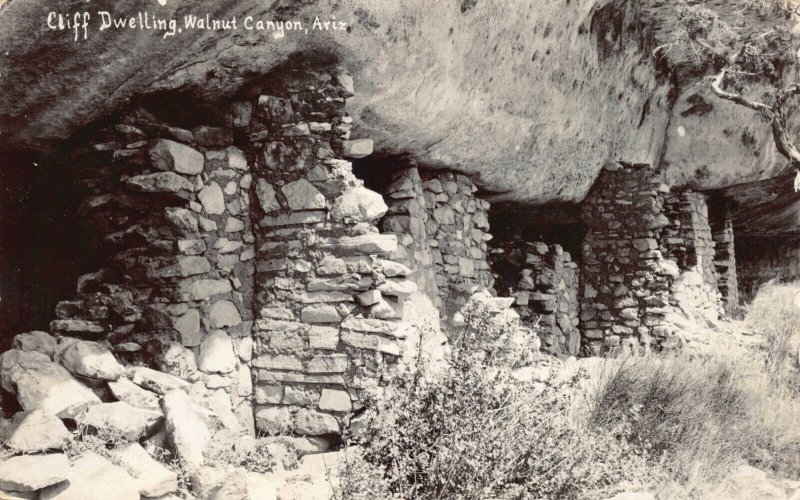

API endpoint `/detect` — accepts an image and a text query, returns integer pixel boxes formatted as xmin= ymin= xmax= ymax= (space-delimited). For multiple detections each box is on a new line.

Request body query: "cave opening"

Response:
xmin=486 ymin=202 xmax=585 ymax=357
xmin=487 ymin=203 xmax=585 ymax=297
xmin=0 ymin=147 xmax=92 ymax=350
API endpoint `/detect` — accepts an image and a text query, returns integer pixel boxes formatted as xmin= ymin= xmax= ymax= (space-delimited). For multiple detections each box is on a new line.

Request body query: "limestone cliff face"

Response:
xmin=0 ymin=0 xmax=796 ymax=209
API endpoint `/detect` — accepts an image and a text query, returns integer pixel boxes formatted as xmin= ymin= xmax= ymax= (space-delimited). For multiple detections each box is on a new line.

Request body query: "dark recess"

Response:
xmin=0 ymin=148 xmax=90 ymax=350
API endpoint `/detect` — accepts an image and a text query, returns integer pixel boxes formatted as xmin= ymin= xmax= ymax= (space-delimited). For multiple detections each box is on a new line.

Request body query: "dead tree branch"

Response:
xmin=710 ymin=69 xmax=800 ymax=191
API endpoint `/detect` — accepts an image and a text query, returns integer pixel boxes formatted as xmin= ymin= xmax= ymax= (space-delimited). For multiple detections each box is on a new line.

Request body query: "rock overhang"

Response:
xmin=0 ymin=0 xmax=798 ymax=215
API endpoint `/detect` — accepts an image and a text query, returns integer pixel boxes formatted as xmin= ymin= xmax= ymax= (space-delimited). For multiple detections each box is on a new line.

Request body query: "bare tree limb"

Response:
xmin=710 ymin=69 xmax=800 ymax=191
xmin=709 ymin=69 xmax=772 ymax=115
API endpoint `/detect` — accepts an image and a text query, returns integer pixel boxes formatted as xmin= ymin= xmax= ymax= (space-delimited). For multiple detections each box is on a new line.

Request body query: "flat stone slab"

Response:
xmin=129 ymin=366 xmax=190 ymax=395
xmin=0 ymin=350 xmax=101 ymax=418
xmin=39 ymin=452 xmax=140 ymax=500
xmin=4 ymin=409 xmax=71 ymax=453
xmin=78 ymin=401 xmax=162 ymax=441
xmin=110 ymin=442 xmax=178 ymax=497
xmin=161 ymin=389 xmax=210 ymax=469
xmin=108 ymin=377 xmax=161 ymax=411
xmin=0 ymin=454 xmax=69 ymax=492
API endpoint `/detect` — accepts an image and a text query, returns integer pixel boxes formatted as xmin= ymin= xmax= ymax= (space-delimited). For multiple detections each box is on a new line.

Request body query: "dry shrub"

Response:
xmin=588 ymin=355 xmax=757 ymax=488
xmin=744 ymin=280 xmax=800 ymax=475
xmin=747 ymin=280 xmax=800 ymax=391
xmin=340 ymin=297 xmax=651 ymax=499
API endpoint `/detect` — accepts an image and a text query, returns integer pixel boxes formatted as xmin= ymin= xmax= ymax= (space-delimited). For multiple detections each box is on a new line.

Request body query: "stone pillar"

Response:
xmin=709 ymin=200 xmax=739 ymax=314
xmin=239 ymin=71 xmax=418 ymax=438
xmin=513 ymin=242 xmax=580 ymax=357
xmin=580 ymin=163 xmax=676 ymax=356
xmin=420 ymin=171 xmax=494 ymax=317
xmin=381 ymin=167 xmax=440 ymax=306
xmin=57 ymin=117 xmax=257 ymax=434
xmin=661 ymin=191 xmax=718 ymax=288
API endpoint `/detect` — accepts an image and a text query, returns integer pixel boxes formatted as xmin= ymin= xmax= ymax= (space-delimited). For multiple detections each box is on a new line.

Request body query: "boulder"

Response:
xmin=57 ymin=340 xmax=125 ymax=381
xmin=78 ymin=401 xmax=162 ymax=441
xmin=39 ymin=452 xmax=140 ymax=500
xmin=0 ymin=350 xmax=100 ymax=418
xmin=198 ymin=330 xmax=236 ymax=374
xmin=191 ymin=466 xmax=248 ymax=500
xmin=0 ymin=349 xmax=49 ymax=392
xmin=110 ymin=442 xmax=178 ymax=497
xmin=12 ymin=330 xmax=56 ymax=358
xmin=129 ymin=366 xmax=191 ymax=395
xmin=331 ymin=187 xmax=387 ymax=222
xmin=0 ymin=454 xmax=69 ymax=492
xmin=108 ymin=377 xmax=161 ymax=411
xmin=3 ymin=409 xmax=71 ymax=453
xmin=162 ymin=390 xmax=210 ymax=469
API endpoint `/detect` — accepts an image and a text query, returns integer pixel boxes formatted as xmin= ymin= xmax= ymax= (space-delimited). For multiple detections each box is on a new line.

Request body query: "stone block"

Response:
xmin=78 ymin=402 xmax=162 ymax=441
xmin=198 ymin=182 xmax=225 ymax=215
xmin=342 ymin=139 xmax=373 ymax=158
xmin=318 ymin=234 xmax=398 ymax=256
xmin=149 ymin=139 xmax=204 ymax=175
xmin=198 ymin=330 xmax=236 ymax=374
xmin=301 ymin=305 xmax=342 ymax=323
xmin=318 ymin=389 xmax=352 ymax=412
xmin=126 ymin=172 xmax=194 ymax=193
xmin=331 ymin=187 xmax=388 ymax=222
xmin=282 ymin=178 xmax=327 ymax=211
xmin=306 ymin=354 xmax=349 ymax=374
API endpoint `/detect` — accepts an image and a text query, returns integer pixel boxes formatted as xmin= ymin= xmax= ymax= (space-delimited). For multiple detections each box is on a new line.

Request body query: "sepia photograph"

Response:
xmin=1 ymin=0 xmax=800 ymax=498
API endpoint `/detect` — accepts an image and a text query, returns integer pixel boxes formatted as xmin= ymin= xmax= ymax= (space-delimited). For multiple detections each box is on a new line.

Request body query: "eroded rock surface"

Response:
xmin=1 ymin=0 xmax=792 ymax=209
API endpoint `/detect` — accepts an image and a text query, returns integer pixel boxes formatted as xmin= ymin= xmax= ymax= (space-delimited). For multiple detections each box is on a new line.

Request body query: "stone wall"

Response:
xmin=512 ymin=243 xmax=580 ymax=357
xmin=239 ymin=71 xmax=418 ymax=438
xmin=421 ymin=171 xmax=494 ymax=316
xmin=709 ymin=200 xmax=740 ymax=314
xmin=580 ymin=163 xmax=734 ymax=355
xmin=380 ymin=167 xmax=494 ymax=321
xmin=661 ymin=191 xmax=718 ymax=288
xmin=41 ymin=69 xmax=429 ymax=442
xmin=580 ymin=163 xmax=675 ymax=355
xmin=381 ymin=167 xmax=440 ymax=305
xmin=57 ymin=113 xmax=258 ymax=434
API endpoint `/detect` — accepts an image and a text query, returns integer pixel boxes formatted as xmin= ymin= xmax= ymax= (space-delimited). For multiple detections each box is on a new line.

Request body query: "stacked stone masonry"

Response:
xmin=381 ymin=167 xmax=440 ymax=306
xmin=661 ymin=191 xmax=718 ymax=290
xmin=239 ymin=70 xmax=417 ymax=437
xmin=422 ymin=171 xmax=494 ymax=316
xmin=42 ymin=68 xmax=426 ymax=441
xmin=512 ymin=242 xmax=580 ymax=357
xmin=709 ymin=200 xmax=740 ymax=314
xmin=59 ymin=114 xmax=258 ymax=435
xmin=382 ymin=167 xmax=494 ymax=320
xmin=580 ymin=163 xmax=729 ymax=355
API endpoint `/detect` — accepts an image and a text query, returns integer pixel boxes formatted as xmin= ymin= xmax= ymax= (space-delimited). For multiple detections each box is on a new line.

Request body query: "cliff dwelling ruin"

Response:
xmin=2 ymin=0 xmax=800 ymax=498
